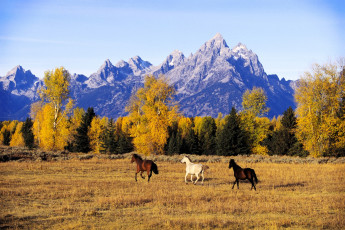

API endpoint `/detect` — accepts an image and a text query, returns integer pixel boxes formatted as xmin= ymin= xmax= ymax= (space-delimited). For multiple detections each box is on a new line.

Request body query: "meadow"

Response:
xmin=1 ymin=153 xmax=345 ymax=229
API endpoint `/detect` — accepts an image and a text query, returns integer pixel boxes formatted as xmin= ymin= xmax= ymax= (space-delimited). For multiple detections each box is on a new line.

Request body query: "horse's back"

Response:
xmin=188 ymin=163 xmax=203 ymax=174
xmin=244 ymin=168 xmax=256 ymax=179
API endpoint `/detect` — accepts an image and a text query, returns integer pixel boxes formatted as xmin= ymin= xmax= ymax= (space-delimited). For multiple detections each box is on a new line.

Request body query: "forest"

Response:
xmin=1 ymin=61 xmax=344 ymax=158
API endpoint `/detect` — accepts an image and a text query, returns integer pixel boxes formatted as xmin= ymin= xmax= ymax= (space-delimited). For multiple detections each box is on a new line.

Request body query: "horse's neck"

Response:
xmin=233 ymin=164 xmax=242 ymax=171
xmin=135 ymin=158 xmax=143 ymax=164
xmin=185 ymin=160 xmax=192 ymax=167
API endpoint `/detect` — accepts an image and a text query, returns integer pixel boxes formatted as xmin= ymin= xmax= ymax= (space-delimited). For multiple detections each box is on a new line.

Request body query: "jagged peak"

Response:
xmin=232 ymin=43 xmax=249 ymax=53
xmin=7 ymin=65 xmax=24 ymax=76
xmin=212 ymin=32 xmax=224 ymax=40
xmin=115 ymin=60 xmax=128 ymax=68
xmin=103 ymin=59 xmax=113 ymax=67
xmin=198 ymin=33 xmax=229 ymax=54
xmin=97 ymin=59 xmax=115 ymax=72
xmin=170 ymin=49 xmax=184 ymax=56
xmin=129 ymin=55 xmax=142 ymax=62
xmin=128 ymin=56 xmax=152 ymax=70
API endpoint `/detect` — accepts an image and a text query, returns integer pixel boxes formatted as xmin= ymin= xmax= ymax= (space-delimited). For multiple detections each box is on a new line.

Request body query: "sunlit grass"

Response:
xmin=1 ymin=157 xmax=344 ymax=229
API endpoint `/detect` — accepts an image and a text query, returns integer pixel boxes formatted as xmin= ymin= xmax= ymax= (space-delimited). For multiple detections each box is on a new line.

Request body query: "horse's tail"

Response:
xmin=202 ymin=165 xmax=209 ymax=172
xmin=252 ymin=169 xmax=258 ymax=184
xmin=151 ymin=162 xmax=159 ymax=174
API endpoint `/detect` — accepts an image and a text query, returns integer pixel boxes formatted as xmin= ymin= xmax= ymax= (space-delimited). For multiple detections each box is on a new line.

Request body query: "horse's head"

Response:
xmin=229 ymin=159 xmax=235 ymax=168
xmin=181 ymin=156 xmax=190 ymax=164
xmin=131 ymin=154 xmax=136 ymax=163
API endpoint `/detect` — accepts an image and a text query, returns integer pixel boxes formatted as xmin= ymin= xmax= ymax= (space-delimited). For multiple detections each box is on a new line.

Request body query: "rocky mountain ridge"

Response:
xmin=0 ymin=33 xmax=295 ymax=120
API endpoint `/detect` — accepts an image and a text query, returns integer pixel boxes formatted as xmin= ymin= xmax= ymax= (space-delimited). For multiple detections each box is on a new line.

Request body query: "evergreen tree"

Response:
xmin=2 ymin=129 xmax=11 ymax=146
xmin=183 ymin=125 xmax=199 ymax=155
xmin=101 ymin=119 xmax=117 ymax=154
xmin=116 ymin=132 xmax=133 ymax=154
xmin=263 ymin=107 xmax=307 ymax=156
xmin=73 ymin=107 xmax=96 ymax=152
xmin=166 ymin=122 xmax=182 ymax=155
xmin=198 ymin=117 xmax=217 ymax=155
xmin=216 ymin=107 xmax=250 ymax=156
xmin=21 ymin=118 xmax=35 ymax=149
xmin=281 ymin=106 xmax=297 ymax=130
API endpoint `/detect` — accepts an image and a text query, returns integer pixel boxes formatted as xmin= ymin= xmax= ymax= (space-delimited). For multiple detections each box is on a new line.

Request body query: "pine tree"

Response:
xmin=101 ymin=119 xmax=117 ymax=154
xmin=263 ymin=107 xmax=307 ymax=156
xmin=184 ymin=126 xmax=199 ymax=155
xmin=113 ymin=118 xmax=133 ymax=154
xmin=73 ymin=107 xmax=96 ymax=153
xmin=21 ymin=118 xmax=35 ymax=149
xmin=2 ymin=129 xmax=11 ymax=146
xmin=166 ymin=122 xmax=182 ymax=155
xmin=281 ymin=107 xmax=297 ymax=130
xmin=197 ymin=117 xmax=217 ymax=155
xmin=216 ymin=107 xmax=250 ymax=156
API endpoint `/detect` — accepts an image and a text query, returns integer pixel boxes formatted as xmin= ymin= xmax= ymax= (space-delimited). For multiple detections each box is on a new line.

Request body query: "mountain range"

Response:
xmin=0 ymin=33 xmax=296 ymax=121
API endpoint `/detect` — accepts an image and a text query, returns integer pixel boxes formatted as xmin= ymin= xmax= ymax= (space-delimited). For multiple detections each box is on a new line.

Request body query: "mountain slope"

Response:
xmin=0 ymin=34 xmax=295 ymax=120
xmin=0 ymin=66 xmax=42 ymax=120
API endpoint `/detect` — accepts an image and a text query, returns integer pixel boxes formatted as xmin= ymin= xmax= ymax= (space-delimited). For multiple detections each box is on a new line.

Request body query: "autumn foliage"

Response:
xmin=1 ymin=60 xmax=344 ymax=157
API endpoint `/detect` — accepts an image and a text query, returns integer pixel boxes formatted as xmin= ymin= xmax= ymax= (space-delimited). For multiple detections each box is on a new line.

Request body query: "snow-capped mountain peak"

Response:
xmin=232 ymin=43 xmax=249 ymax=53
xmin=1 ymin=34 xmax=295 ymax=120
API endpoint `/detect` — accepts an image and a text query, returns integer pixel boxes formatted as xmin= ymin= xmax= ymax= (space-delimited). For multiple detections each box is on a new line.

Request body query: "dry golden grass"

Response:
xmin=1 ymin=156 xmax=345 ymax=229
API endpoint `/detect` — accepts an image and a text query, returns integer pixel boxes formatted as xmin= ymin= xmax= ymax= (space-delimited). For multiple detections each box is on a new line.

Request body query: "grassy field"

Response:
xmin=1 ymin=155 xmax=345 ymax=229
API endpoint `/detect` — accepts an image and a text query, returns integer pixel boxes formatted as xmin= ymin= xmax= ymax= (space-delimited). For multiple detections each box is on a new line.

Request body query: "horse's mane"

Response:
xmin=185 ymin=156 xmax=192 ymax=162
xmin=133 ymin=154 xmax=143 ymax=160
xmin=230 ymin=159 xmax=240 ymax=168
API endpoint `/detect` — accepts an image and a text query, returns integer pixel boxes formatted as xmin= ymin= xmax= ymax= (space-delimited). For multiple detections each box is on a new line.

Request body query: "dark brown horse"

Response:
xmin=131 ymin=154 xmax=159 ymax=182
xmin=229 ymin=159 xmax=258 ymax=190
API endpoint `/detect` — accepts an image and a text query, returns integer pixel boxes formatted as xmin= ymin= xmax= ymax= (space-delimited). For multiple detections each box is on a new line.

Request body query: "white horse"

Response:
xmin=181 ymin=156 xmax=209 ymax=185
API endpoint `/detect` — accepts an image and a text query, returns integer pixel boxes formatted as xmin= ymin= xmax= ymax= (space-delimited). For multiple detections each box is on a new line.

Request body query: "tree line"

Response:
xmin=1 ymin=61 xmax=344 ymax=157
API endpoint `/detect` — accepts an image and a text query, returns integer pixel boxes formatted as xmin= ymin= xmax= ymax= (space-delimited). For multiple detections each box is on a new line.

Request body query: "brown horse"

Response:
xmin=229 ymin=159 xmax=258 ymax=190
xmin=131 ymin=154 xmax=159 ymax=182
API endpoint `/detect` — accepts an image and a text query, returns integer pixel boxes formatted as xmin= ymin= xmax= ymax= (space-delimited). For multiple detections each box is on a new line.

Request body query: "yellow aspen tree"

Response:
xmin=120 ymin=116 xmax=132 ymax=134
xmin=242 ymin=87 xmax=269 ymax=118
xmin=252 ymin=117 xmax=270 ymax=155
xmin=10 ymin=122 xmax=25 ymax=147
xmin=240 ymin=87 xmax=270 ymax=154
xmin=193 ymin=116 xmax=203 ymax=137
xmin=37 ymin=103 xmax=55 ymax=150
xmin=67 ymin=107 xmax=85 ymax=144
xmin=295 ymin=62 xmax=345 ymax=157
xmin=33 ymin=67 xmax=74 ymax=150
xmin=30 ymin=101 xmax=44 ymax=146
xmin=88 ymin=116 xmax=108 ymax=153
xmin=0 ymin=121 xmax=11 ymax=144
xmin=127 ymin=75 xmax=179 ymax=155
xmin=40 ymin=67 xmax=71 ymax=130
xmin=177 ymin=117 xmax=193 ymax=139
xmin=8 ymin=120 xmax=19 ymax=134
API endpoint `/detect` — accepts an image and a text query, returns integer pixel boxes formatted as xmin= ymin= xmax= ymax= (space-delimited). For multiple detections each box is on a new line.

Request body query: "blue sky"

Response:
xmin=0 ymin=0 xmax=344 ymax=80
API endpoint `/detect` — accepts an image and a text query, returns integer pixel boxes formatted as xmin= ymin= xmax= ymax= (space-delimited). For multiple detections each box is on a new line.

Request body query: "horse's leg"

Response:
xmin=135 ymin=172 xmax=138 ymax=182
xmin=201 ymin=171 xmax=204 ymax=184
xmin=140 ymin=171 xmax=145 ymax=179
xmin=147 ymin=170 xmax=152 ymax=182
xmin=190 ymin=174 xmax=194 ymax=183
xmin=232 ymin=179 xmax=237 ymax=189
xmin=236 ymin=179 xmax=240 ymax=189
xmin=185 ymin=173 xmax=188 ymax=184
xmin=194 ymin=173 xmax=199 ymax=185
xmin=251 ymin=178 xmax=256 ymax=191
